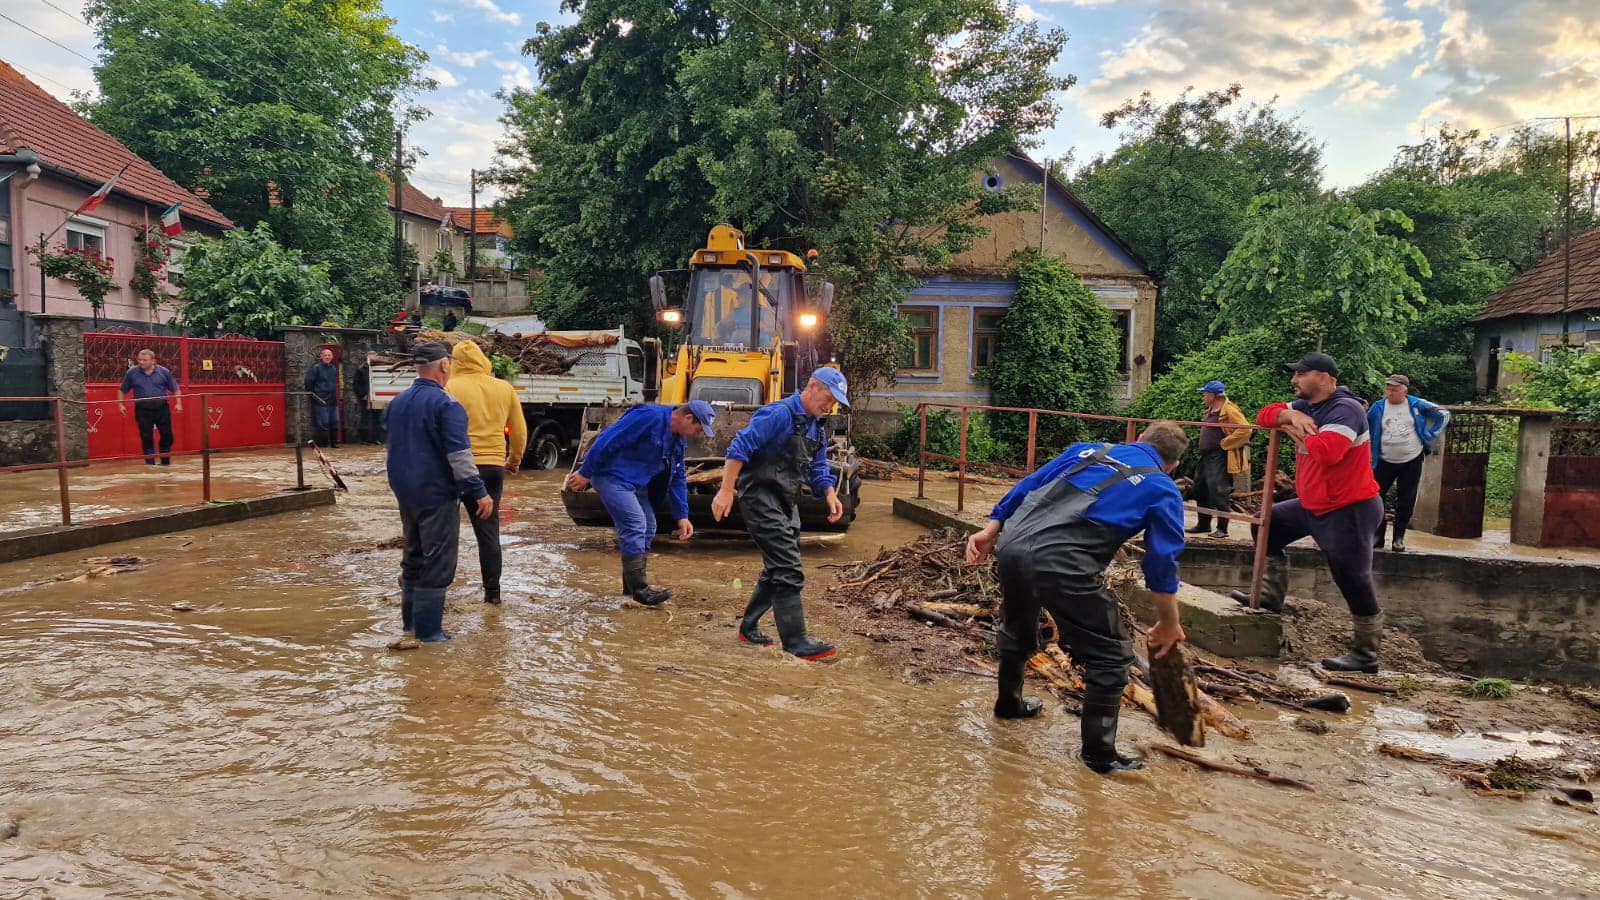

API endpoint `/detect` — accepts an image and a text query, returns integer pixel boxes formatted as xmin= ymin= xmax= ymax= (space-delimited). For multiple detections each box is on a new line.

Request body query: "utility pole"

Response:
xmin=393 ymin=127 xmax=406 ymax=288
xmin=1039 ymin=158 xmax=1049 ymax=251
xmin=468 ymin=168 xmax=477 ymax=277
xmin=1561 ymin=116 xmax=1573 ymax=345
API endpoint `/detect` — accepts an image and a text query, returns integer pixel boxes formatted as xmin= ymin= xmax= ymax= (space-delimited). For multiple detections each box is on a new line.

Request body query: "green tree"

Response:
xmin=1205 ymin=195 xmax=1431 ymax=389
xmin=986 ymin=253 xmax=1119 ymax=447
xmin=175 ymin=224 xmax=344 ymax=338
xmin=1069 ymin=85 xmax=1324 ymax=370
xmin=86 ymin=0 xmax=429 ymax=319
xmin=494 ymin=0 xmax=1071 ymax=396
xmin=1505 ymin=348 xmax=1600 ymax=420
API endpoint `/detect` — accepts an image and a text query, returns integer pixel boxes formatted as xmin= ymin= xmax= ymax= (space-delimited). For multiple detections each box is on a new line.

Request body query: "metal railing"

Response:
xmin=913 ymin=402 xmax=1285 ymax=609
xmin=0 ymin=391 xmax=323 ymax=527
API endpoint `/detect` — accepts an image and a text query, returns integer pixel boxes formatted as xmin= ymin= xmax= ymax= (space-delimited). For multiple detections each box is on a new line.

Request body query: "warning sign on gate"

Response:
xmin=203 ymin=359 xmax=214 ymax=370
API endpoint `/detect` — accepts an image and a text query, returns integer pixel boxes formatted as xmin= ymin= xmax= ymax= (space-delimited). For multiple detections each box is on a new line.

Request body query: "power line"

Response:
xmin=5 ymin=59 xmax=80 ymax=94
xmin=719 ymin=0 xmax=904 ymax=110
xmin=0 ymin=9 xmax=98 ymax=66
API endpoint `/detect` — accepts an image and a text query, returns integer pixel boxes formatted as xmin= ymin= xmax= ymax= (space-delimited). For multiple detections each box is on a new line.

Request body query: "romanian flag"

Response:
xmin=160 ymin=202 xmax=183 ymax=237
xmin=72 ymin=164 xmax=129 ymax=217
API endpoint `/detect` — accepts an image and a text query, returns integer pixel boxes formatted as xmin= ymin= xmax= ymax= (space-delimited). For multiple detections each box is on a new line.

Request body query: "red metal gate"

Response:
xmin=1543 ymin=423 xmax=1600 ymax=548
xmin=83 ymin=331 xmax=287 ymax=459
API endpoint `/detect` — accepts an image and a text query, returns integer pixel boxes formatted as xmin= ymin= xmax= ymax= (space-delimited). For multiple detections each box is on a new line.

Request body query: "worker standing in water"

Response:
xmin=712 ymin=368 xmax=847 ymax=661
xmin=966 ymin=422 xmax=1190 ymax=773
xmin=446 ymin=339 xmax=528 ymax=605
xmin=565 ymin=401 xmax=718 ymax=607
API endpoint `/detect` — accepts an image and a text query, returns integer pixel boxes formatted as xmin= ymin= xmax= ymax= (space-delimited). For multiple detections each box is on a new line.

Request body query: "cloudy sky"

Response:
xmin=5 ymin=0 xmax=1598 ymax=206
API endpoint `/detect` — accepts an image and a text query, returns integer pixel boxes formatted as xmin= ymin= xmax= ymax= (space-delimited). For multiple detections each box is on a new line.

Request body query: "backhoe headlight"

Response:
xmin=659 ymin=309 xmax=683 ymax=326
xmin=798 ymin=312 xmax=818 ymax=329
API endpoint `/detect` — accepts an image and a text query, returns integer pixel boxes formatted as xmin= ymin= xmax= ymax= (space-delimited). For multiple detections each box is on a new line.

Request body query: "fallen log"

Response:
xmin=1152 ymin=744 xmax=1314 ymax=790
xmin=907 ymin=604 xmax=968 ymax=629
xmin=1149 ymin=646 xmax=1206 ymax=747
xmin=921 ymin=602 xmax=993 ymax=619
xmin=1195 ymin=689 xmax=1253 ymax=740
xmin=1312 ymin=669 xmax=1400 ymax=694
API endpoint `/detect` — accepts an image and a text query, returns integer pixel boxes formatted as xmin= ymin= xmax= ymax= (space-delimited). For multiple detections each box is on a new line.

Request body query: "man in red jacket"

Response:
xmin=1232 ymin=352 xmax=1385 ymax=673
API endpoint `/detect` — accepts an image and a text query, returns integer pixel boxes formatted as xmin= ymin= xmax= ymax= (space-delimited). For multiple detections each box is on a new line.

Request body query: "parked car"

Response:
xmin=420 ymin=285 xmax=473 ymax=312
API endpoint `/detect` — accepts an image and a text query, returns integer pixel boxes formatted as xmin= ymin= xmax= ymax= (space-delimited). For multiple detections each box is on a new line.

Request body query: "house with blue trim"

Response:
xmin=861 ymin=153 xmax=1156 ymax=428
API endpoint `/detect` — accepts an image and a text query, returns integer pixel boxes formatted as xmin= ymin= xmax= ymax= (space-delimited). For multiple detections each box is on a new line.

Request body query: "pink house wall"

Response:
xmin=6 ymin=171 xmax=196 ymax=324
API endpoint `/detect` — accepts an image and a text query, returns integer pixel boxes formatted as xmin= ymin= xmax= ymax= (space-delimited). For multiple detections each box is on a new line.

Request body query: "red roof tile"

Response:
xmin=0 ymin=60 xmax=233 ymax=230
xmin=384 ymin=177 xmax=453 ymax=224
xmin=445 ymin=207 xmax=511 ymax=236
xmin=1473 ymin=227 xmax=1600 ymax=322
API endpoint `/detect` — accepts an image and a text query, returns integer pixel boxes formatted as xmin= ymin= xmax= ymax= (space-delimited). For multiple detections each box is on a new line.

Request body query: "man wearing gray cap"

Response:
xmin=1367 ymin=374 xmax=1451 ymax=552
xmin=385 ymin=341 xmax=494 ymax=643
xmin=712 ymin=367 xmax=848 ymax=660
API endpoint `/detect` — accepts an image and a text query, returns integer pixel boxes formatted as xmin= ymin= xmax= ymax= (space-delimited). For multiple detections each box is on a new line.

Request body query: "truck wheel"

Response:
xmin=529 ymin=434 xmax=562 ymax=470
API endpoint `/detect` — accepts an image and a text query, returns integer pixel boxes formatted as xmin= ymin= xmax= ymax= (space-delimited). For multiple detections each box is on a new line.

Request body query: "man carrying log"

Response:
xmin=965 ymin=422 xmax=1190 ymax=773
xmin=1230 ymin=352 xmax=1385 ymax=674
xmin=712 ymin=368 xmax=849 ymax=661
xmin=565 ymin=401 xmax=716 ymax=606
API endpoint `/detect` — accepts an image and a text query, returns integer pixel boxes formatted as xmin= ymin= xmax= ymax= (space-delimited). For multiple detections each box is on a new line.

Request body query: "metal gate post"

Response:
xmin=55 ymin=398 xmax=71 ymax=525
xmin=201 ymin=394 xmax=212 ymax=503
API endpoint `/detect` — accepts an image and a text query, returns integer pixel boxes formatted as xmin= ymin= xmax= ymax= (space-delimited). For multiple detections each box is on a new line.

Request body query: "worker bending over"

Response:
xmin=566 ymin=401 xmax=717 ymax=606
xmin=712 ymin=368 xmax=848 ymax=661
xmin=966 ymin=422 xmax=1189 ymax=773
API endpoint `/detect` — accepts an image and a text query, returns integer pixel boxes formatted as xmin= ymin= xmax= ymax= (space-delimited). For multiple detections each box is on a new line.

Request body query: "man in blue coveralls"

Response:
xmin=565 ymin=400 xmax=718 ymax=607
xmin=385 ymin=342 xmax=494 ymax=643
xmin=965 ymin=421 xmax=1190 ymax=773
xmin=711 ymin=368 xmax=847 ymax=661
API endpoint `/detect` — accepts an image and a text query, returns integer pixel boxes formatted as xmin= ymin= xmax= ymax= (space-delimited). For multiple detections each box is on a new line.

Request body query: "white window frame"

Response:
xmin=165 ymin=239 xmax=191 ymax=288
xmin=65 ymin=215 xmax=108 ymax=255
xmin=402 ymin=219 xmax=413 ymax=242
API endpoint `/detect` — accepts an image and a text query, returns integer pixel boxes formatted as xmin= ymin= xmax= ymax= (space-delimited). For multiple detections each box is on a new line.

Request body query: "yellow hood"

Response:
xmin=452 ymin=339 xmax=492 ymax=376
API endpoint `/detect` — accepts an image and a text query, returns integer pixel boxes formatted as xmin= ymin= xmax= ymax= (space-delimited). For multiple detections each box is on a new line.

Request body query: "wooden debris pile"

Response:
xmin=381 ymin=329 xmax=614 ymax=375
xmin=1378 ymin=743 xmax=1590 ymax=802
xmin=1174 ymin=470 xmax=1297 ymax=516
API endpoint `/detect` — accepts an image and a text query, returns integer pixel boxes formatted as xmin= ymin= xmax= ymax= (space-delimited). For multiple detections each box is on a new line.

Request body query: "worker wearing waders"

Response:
xmin=385 ymin=342 xmax=494 ymax=642
xmin=711 ymin=368 xmax=848 ymax=661
xmin=1231 ymin=352 xmax=1385 ymax=673
xmin=965 ymin=422 xmax=1190 ymax=773
xmin=564 ymin=400 xmax=717 ymax=607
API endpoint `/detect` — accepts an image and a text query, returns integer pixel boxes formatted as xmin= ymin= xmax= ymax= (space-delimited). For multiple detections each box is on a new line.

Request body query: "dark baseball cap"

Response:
xmin=1284 ymin=352 xmax=1340 ymax=376
xmin=411 ymin=341 xmax=451 ymax=364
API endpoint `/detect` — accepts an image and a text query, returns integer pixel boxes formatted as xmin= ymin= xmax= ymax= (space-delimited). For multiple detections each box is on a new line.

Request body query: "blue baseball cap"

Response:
xmin=683 ymin=399 xmax=716 ymax=436
xmin=810 ymin=367 xmax=850 ymax=407
xmin=1199 ymin=380 xmax=1226 ymax=394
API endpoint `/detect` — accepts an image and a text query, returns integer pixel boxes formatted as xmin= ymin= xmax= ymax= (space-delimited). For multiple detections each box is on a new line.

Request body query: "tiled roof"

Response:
xmin=446 ymin=207 xmax=511 ymax=235
xmin=1473 ymin=227 xmax=1600 ymax=322
xmin=385 ymin=178 xmax=453 ymax=224
xmin=0 ymin=60 xmax=232 ymax=230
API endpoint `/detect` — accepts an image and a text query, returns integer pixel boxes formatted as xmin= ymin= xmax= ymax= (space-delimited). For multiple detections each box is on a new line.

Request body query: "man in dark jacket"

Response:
xmin=1234 ymin=352 xmax=1385 ymax=673
xmin=386 ymin=342 xmax=494 ymax=643
xmin=965 ymin=423 xmax=1189 ymax=774
xmin=712 ymin=368 xmax=848 ymax=661
xmin=303 ymin=347 xmax=340 ymax=447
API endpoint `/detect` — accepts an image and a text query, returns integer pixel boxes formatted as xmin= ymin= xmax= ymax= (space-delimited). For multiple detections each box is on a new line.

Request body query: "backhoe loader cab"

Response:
xmin=563 ymin=224 xmax=860 ymax=532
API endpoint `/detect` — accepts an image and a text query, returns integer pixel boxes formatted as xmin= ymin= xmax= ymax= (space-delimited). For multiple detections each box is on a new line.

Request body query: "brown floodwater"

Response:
xmin=2 ymin=449 xmax=1597 ymax=897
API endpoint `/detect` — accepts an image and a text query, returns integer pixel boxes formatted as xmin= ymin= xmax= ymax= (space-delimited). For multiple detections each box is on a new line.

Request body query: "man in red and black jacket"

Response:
xmin=1232 ymin=352 xmax=1385 ymax=673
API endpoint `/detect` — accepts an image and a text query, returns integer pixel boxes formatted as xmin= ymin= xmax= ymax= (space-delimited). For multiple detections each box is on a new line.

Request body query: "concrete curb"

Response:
xmin=0 ymin=489 xmax=338 ymax=564
xmin=891 ymin=495 xmax=1283 ymax=659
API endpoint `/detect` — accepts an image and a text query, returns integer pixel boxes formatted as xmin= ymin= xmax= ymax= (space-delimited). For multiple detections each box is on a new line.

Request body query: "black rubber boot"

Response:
xmin=1080 ymin=688 xmax=1143 ymax=774
xmin=738 ymin=578 xmax=775 ymax=646
xmin=773 ymin=589 xmax=835 ymax=660
xmin=412 ymin=587 xmax=451 ymax=642
xmin=622 ymin=555 xmax=670 ymax=607
xmin=483 ymin=588 xmax=501 ymax=605
xmin=1186 ymin=518 xmax=1212 ymax=534
xmin=1373 ymin=520 xmax=1387 ymax=549
xmin=399 ymin=576 xmax=415 ymax=634
xmin=1228 ymin=552 xmax=1288 ymax=613
xmin=1390 ymin=527 xmax=1406 ymax=553
xmin=993 ymin=654 xmax=1043 ymax=719
xmin=1322 ymin=613 xmax=1382 ymax=673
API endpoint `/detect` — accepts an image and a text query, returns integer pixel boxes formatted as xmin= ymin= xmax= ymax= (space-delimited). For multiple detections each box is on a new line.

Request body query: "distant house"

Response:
xmin=860 ymin=153 xmax=1157 ymax=427
xmin=0 ymin=60 xmax=232 ymax=324
xmin=1471 ymin=227 xmax=1600 ymax=393
xmin=446 ymin=207 xmax=516 ymax=274
xmin=384 ymin=178 xmax=463 ymax=288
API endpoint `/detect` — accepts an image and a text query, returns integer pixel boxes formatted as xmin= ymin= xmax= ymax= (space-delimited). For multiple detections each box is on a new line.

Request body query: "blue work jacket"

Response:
xmin=384 ymin=378 xmax=487 ymax=509
xmin=990 ymin=441 xmax=1185 ymax=594
xmin=1367 ymin=395 xmax=1451 ymax=466
xmin=725 ymin=392 xmax=835 ymax=496
xmin=578 ymin=404 xmax=690 ymax=522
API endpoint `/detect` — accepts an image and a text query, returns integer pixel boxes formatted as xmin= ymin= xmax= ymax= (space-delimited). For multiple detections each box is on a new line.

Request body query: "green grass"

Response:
xmin=1459 ymin=677 xmax=1516 ymax=700
xmin=1396 ymin=675 xmax=1426 ymax=694
xmin=456 ymin=320 xmax=487 ymax=335
xmin=1484 ymin=416 xmax=1518 ymax=519
xmin=1487 ymin=762 xmax=1544 ymax=792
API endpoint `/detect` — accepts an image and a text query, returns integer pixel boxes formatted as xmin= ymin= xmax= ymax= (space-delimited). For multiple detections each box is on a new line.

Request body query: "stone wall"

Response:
xmin=1178 ymin=542 xmax=1600 ymax=685
xmin=279 ymin=326 xmax=382 ymax=444
xmin=33 ymin=315 xmax=87 ymax=459
xmin=0 ymin=420 xmax=56 ymax=464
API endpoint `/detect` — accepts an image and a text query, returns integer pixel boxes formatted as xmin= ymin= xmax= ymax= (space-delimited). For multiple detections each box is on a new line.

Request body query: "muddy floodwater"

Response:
xmin=2 ymin=449 xmax=1598 ymax=897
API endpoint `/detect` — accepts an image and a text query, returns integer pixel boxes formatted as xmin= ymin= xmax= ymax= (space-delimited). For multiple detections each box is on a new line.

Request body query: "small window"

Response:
xmin=972 ymin=308 xmax=1005 ymax=375
xmin=66 ymin=220 xmax=106 ymax=256
xmin=898 ymin=306 xmax=938 ymax=371
xmin=166 ymin=240 xmax=190 ymax=288
xmin=1110 ymin=309 xmax=1132 ymax=375
xmin=402 ymin=220 xmax=413 ymax=241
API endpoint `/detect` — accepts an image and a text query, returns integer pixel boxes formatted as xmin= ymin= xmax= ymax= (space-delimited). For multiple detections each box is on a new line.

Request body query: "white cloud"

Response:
xmin=1410 ymin=0 xmax=1600 ymax=130
xmin=1337 ymin=73 xmax=1397 ymax=105
xmin=1076 ymin=0 xmax=1425 ymax=114
xmin=2 ymin=3 xmax=99 ymax=103
xmin=461 ymin=0 xmax=521 ymax=27
xmin=433 ymin=44 xmax=492 ymax=68
xmin=496 ymin=60 xmax=535 ymax=92
xmin=423 ymin=66 xmax=460 ymax=88
xmin=432 ymin=11 xmax=454 ymax=24
xmin=1013 ymin=4 xmax=1050 ymax=21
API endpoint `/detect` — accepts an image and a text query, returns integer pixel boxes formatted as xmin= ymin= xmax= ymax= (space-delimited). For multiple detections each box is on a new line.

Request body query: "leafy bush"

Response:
xmin=883 ymin=404 xmax=1004 ymax=467
xmin=1504 ymin=348 xmax=1600 ymax=420
xmin=489 ymin=352 xmax=522 ymax=380
xmin=986 ymin=252 xmax=1120 ymax=448
xmin=1483 ymin=416 xmax=1518 ymax=519
xmin=176 ymin=224 xmax=345 ymax=338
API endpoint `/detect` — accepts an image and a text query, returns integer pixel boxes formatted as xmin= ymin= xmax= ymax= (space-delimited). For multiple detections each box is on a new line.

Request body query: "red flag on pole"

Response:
xmin=71 ymin=163 xmax=130 ymax=217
